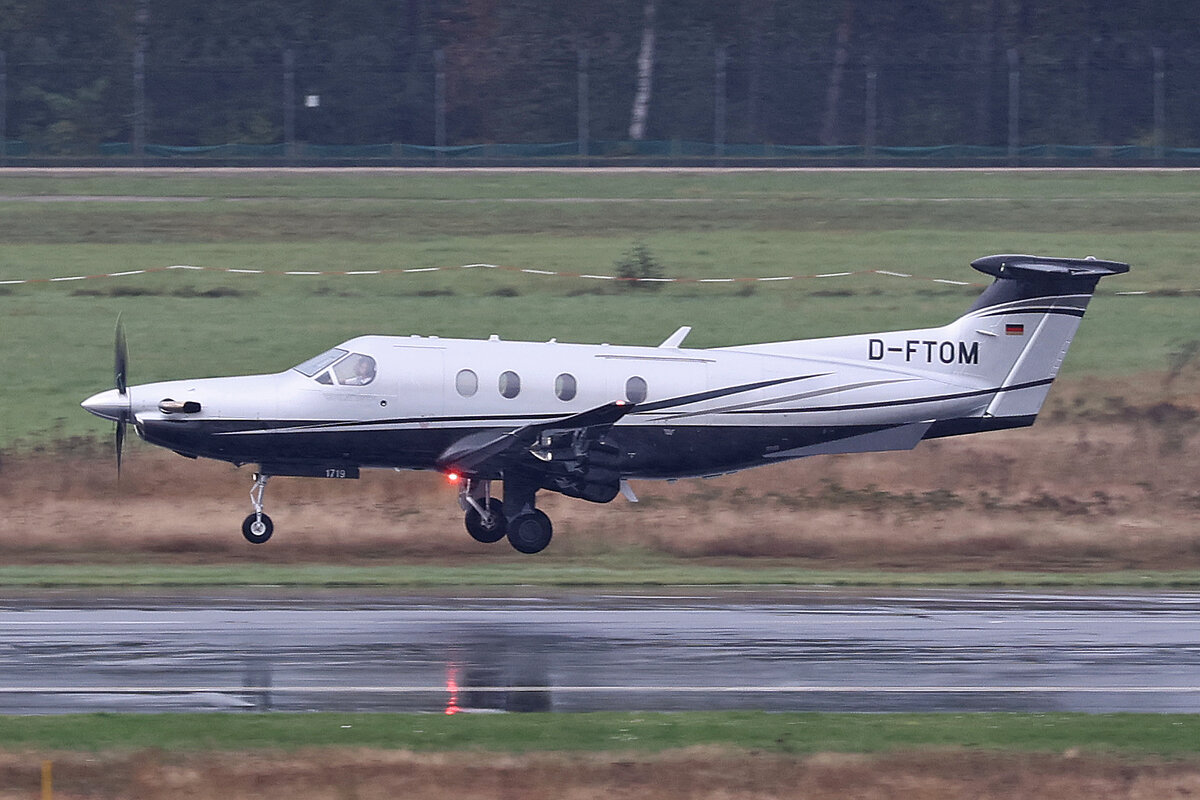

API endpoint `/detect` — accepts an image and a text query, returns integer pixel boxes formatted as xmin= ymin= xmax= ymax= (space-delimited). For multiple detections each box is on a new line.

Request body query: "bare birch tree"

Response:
xmin=629 ymin=0 xmax=656 ymax=140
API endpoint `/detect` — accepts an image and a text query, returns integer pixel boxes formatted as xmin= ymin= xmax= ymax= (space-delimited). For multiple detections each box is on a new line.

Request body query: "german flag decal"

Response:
xmin=1005 ymin=323 xmax=1025 ymax=336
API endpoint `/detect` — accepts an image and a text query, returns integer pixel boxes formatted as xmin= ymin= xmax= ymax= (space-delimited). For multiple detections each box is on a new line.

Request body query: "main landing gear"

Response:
xmin=241 ymin=473 xmax=274 ymax=544
xmin=459 ymin=477 xmax=553 ymax=554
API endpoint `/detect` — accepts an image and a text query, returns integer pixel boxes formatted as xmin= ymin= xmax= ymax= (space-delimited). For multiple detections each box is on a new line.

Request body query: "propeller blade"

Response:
xmin=115 ymin=315 xmax=128 ymax=396
xmin=114 ymin=315 xmax=129 ymax=479
xmin=115 ymin=414 xmax=126 ymax=478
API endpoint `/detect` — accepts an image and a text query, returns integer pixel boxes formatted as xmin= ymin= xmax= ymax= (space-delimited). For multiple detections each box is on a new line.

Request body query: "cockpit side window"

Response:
xmin=293 ymin=348 xmax=348 ymax=377
xmin=333 ymin=353 xmax=377 ymax=386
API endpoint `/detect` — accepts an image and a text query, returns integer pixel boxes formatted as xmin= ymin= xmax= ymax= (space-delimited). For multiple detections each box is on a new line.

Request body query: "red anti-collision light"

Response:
xmin=446 ymin=471 xmax=461 ymax=484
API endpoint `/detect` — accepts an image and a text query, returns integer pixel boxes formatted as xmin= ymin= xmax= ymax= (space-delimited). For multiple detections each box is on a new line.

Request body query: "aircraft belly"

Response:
xmin=139 ymin=419 xmax=478 ymax=470
xmin=609 ymin=423 xmax=917 ymax=479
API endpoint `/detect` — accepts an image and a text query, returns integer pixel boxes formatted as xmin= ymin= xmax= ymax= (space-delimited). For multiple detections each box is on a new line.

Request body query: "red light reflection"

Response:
xmin=445 ymin=663 xmax=461 ymax=715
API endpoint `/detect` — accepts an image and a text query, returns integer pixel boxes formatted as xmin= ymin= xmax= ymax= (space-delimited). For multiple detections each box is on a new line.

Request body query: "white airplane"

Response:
xmin=82 ymin=254 xmax=1128 ymax=554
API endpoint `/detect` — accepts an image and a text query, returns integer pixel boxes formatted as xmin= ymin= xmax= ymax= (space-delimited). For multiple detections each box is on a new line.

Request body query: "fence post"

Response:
xmin=1007 ymin=48 xmax=1019 ymax=165
xmin=1153 ymin=45 xmax=1165 ymax=164
xmin=714 ymin=45 xmax=727 ymax=160
xmin=133 ymin=0 xmax=148 ymax=162
xmin=864 ymin=54 xmax=877 ymax=163
xmin=577 ymin=48 xmax=589 ymax=159
xmin=283 ymin=49 xmax=296 ymax=160
xmin=0 ymin=50 xmax=6 ymax=162
xmin=434 ymin=49 xmax=446 ymax=163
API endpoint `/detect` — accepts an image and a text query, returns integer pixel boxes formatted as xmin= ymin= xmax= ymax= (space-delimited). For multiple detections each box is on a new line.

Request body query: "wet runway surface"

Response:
xmin=3 ymin=590 xmax=1200 ymax=714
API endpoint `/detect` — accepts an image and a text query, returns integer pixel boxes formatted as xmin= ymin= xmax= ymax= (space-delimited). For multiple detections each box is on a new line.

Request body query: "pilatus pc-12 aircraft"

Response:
xmin=82 ymin=254 xmax=1127 ymax=554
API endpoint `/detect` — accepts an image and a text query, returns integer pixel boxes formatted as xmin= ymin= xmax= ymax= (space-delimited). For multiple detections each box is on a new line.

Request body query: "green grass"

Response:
xmin=2 ymin=711 xmax=1199 ymax=755
xmin=2 ymin=169 xmax=1199 ymax=446
xmin=4 ymin=562 xmax=1200 ymax=588
xmin=3 ymin=168 xmax=1200 ymax=202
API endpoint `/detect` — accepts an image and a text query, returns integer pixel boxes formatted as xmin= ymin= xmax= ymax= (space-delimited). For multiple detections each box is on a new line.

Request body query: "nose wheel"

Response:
xmin=242 ymin=512 xmax=274 ymax=544
xmin=242 ymin=473 xmax=274 ymax=544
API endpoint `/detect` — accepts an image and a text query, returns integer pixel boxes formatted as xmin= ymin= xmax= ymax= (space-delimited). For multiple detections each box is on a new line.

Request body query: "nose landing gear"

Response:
xmin=241 ymin=473 xmax=274 ymax=544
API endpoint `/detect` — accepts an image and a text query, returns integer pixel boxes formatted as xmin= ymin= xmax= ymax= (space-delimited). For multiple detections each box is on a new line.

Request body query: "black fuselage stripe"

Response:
xmin=633 ymin=373 xmax=823 ymax=413
xmin=977 ymin=307 xmax=1086 ymax=318
xmin=727 ymin=377 xmax=1055 ymax=414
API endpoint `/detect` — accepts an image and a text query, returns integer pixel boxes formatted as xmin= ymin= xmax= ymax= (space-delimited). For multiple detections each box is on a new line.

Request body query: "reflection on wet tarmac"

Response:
xmin=2 ymin=591 xmax=1200 ymax=714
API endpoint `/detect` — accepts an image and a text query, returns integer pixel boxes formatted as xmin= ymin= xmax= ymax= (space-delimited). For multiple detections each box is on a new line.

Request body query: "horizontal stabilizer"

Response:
xmin=971 ymin=254 xmax=1130 ymax=281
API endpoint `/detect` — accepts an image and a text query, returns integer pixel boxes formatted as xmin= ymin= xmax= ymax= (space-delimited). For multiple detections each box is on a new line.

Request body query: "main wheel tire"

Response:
xmin=242 ymin=512 xmax=274 ymax=544
xmin=465 ymin=498 xmax=506 ymax=543
xmin=506 ymin=509 xmax=553 ymax=554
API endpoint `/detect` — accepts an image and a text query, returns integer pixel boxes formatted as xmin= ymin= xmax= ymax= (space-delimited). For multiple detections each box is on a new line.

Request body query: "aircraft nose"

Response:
xmin=81 ymin=388 xmax=129 ymax=422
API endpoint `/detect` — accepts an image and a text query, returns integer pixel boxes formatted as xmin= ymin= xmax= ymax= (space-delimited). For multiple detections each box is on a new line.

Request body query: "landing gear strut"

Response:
xmin=460 ymin=479 xmax=506 ymax=543
xmin=241 ymin=473 xmax=274 ymax=544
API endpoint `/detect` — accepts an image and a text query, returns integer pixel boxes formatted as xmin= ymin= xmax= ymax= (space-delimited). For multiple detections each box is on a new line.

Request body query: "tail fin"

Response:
xmin=948 ymin=254 xmax=1129 ymax=420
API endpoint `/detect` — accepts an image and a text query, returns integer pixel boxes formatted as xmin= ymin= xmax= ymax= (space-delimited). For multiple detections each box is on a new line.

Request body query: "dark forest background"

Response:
xmin=2 ymin=0 xmax=1199 ymax=153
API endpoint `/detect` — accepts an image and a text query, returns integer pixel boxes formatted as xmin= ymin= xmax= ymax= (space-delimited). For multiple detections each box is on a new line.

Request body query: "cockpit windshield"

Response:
xmin=292 ymin=348 xmax=348 ymax=377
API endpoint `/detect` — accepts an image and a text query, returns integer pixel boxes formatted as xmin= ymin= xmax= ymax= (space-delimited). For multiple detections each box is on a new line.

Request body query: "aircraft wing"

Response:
xmin=437 ymin=401 xmax=633 ymax=475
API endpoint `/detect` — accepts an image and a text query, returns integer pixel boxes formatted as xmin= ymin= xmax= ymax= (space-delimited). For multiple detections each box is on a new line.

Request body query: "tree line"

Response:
xmin=2 ymin=0 xmax=1199 ymax=154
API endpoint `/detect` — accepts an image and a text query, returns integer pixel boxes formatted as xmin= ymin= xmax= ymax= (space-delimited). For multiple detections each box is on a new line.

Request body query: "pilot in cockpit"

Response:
xmin=338 ymin=354 xmax=377 ymax=386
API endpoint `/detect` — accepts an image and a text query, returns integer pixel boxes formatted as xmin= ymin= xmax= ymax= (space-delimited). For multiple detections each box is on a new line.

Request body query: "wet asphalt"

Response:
xmin=2 ymin=590 xmax=1199 ymax=714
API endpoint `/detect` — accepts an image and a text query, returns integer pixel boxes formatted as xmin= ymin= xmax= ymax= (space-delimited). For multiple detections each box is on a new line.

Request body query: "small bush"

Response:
xmin=614 ymin=243 xmax=665 ymax=290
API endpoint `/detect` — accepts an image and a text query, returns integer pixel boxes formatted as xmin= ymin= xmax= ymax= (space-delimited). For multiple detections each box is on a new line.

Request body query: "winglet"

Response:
xmin=658 ymin=326 xmax=691 ymax=349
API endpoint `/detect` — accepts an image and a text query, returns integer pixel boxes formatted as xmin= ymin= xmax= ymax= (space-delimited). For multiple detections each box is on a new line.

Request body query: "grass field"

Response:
xmin=2 ymin=168 xmax=1199 ymax=445
xmin=3 ymin=711 xmax=1199 ymax=754
xmin=3 ymin=405 xmax=1197 ymax=580
xmin=1 ymin=168 xmax=1198 ymax=584
xmin=4 ymin=713 xmax=1200 ymax=799
xmin=7 ymin=748 xmax=1200 ymax=800
xmin=5 ymin=564 xmax=1200 ymax=588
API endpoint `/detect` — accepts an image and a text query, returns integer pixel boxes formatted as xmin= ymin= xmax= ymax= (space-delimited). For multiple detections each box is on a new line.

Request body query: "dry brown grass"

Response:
xmin=3 ymin=374 xmax=1198 ymax=571
xmin=4 ymin=748 xmax=1200 ymax=800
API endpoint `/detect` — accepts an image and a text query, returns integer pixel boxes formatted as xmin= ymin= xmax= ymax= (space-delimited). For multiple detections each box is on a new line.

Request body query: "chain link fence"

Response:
xmin=3 ymin=34 xmax=1200 ymax=165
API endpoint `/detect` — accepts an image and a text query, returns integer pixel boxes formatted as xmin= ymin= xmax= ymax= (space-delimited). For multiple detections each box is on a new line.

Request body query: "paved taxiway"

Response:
xmin=2 ymin=591 xmax=1199 ymax=714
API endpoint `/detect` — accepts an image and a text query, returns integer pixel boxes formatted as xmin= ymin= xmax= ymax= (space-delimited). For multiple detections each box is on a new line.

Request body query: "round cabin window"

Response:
xmin=455 ymin=369 xmax=478 ymax=397
xmin=499 ymin=370 xmax=521 ymax=399
xmin=555 ymin=373 xmax=577 ymax=401
xmin=625 ymin=375 xmax=647 ymax=404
